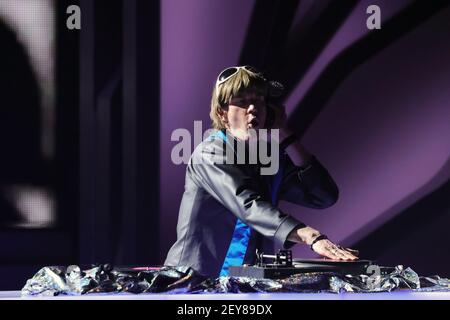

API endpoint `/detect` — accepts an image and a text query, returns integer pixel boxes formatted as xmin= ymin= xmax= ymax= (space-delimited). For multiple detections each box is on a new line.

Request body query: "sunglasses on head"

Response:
xmin=215 ymin=65 xmax=265 ymax=92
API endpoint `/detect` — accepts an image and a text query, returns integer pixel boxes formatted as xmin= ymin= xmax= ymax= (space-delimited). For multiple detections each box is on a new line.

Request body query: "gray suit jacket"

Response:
xmin=164 ymin=130 xmax=339 ymax=277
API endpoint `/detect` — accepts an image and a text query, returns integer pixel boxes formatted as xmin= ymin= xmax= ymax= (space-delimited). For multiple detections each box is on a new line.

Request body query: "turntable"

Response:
xmin=228 ymin=250 xmax=386 ymax=279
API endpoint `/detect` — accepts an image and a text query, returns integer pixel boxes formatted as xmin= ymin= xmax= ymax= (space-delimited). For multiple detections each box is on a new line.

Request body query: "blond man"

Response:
xmin=165 ymin=66 xmax=358 ymax=277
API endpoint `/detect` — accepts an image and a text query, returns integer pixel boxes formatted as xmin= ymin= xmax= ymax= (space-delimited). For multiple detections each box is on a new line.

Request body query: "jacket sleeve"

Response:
xmin=278 ymin=154 xmax=339 ymax=209
xmin=189 ymin=145 xmax=304 ymax=249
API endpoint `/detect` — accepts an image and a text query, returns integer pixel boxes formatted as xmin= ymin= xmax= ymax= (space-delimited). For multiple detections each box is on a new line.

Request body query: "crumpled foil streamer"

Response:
xmin=21 ymin=264 xmax=450 ymax=296
xmin=329 ymin=265 xmax=421 ymax=293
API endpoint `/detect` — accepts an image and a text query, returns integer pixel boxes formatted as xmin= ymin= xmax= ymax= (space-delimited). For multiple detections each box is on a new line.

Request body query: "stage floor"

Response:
xmin=1 ymin=290 xmax=449 ymax=300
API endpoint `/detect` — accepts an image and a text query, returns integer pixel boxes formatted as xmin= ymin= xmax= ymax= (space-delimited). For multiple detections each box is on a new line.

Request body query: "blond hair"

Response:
xmin=210 ymin=67 xmax=267 ymax=130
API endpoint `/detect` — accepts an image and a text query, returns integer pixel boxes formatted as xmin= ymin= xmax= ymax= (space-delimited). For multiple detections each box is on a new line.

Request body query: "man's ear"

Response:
xmin=218 ymin=107 xmax=228 ymax=123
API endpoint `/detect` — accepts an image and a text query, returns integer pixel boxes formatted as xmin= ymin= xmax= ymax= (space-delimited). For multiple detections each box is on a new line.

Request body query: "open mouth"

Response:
xmin=250 ymin=118 xmax=259 ymax=128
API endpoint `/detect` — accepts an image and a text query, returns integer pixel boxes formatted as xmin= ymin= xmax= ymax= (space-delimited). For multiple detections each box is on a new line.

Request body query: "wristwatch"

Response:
xmin=310 ymin=234 xmax=328 ymax=251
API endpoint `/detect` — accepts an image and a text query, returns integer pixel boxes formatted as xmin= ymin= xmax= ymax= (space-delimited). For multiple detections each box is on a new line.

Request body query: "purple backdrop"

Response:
xmin=284 ymin=4 xmax=450 ymax=258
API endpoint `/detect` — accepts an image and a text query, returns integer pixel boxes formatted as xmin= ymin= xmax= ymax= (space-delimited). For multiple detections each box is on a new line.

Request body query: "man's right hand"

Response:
xmin=266 ymin=102 xmax=287 ymax=130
